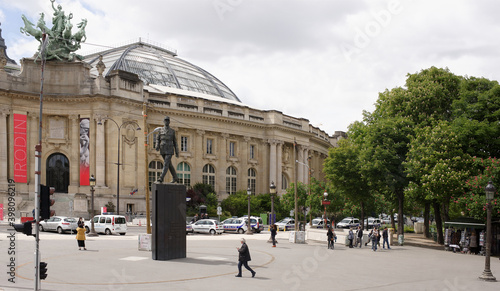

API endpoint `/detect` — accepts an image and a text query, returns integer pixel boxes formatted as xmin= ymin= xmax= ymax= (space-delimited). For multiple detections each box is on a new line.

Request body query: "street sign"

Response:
xmin=217 ymin=206 xmax=222 ymax=215
xmin=322 ymin=201 xmax=331 ymax=205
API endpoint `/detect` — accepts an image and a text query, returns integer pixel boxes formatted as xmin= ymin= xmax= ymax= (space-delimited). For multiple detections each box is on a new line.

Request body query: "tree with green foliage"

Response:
xmin=452 ymin=157 xmax=500 ymax=220
xmin=324 ymin=137 xmax=372 ymax=229
xmin=405 ymin=121 xmax=472 ymax=243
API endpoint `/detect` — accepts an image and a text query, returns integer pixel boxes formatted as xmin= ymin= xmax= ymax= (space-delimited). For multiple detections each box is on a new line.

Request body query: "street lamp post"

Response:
xmin=247 ymin=188 xmax=253 ymax=235
xmin=270 ymin=181 xmax=276 ymax=225
xmin=98 ymin=118 xmax=141 ymax=215
xmin=323 ymin=191 xmax=328 ymax=229
xmin=479 ymin=180 xmax=496 ymax=282
xmin=88 ymin=175 xmax=98 ymax=237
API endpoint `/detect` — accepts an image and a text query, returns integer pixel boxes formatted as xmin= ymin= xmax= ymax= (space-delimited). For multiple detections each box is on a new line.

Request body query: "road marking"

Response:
xmin=119 ymin=256 xmax=149 ymax=261
xmin=196 ymin=256 xmax=228 ymax=261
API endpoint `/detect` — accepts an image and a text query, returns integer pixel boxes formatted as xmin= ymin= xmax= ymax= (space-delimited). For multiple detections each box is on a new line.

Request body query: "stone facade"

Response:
xmin=0 ymin=56 xmax=345 ymax=219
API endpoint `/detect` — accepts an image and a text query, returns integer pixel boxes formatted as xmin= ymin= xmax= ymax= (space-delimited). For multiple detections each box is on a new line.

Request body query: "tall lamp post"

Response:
xmin=88 ymin=175 xmax=98 ymax=237
xmin=479 ymin=180 xmax=496 ymax=282
xmin=270 ymin=181 xmax=276 ymax=225
xmin=322 ymin=191 xmax=329 ymax=229
xmin=296 ymin=159 xmax=312 ymax=225
xmin=247 ymin=187 xmax=253 ymax=235
xmin=98 ymin=117 xmax=141 ymax=215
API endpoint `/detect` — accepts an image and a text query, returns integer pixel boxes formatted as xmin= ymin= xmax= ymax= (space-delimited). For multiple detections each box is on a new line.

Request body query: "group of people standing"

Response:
xmin=344 ymin=226 xmax=392 ymax=251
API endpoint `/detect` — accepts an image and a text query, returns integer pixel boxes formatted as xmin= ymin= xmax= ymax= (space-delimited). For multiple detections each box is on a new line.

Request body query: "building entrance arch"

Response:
xmin=46 ymin=153 xmax=69 ymax=193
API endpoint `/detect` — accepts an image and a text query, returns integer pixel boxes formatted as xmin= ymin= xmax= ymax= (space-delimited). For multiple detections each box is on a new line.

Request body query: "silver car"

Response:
xmin=191 ymin=219 xmax=224 ymax=235
xmin=39 ymin=216 xmax=78 ymax=234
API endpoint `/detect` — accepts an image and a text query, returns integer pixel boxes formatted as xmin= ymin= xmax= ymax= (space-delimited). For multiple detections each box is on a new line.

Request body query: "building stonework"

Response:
xmin=0 ymin=41 xmax=345 ymax=219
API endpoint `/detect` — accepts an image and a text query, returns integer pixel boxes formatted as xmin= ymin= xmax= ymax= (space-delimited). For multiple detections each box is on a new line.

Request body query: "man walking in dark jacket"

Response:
xmin=236 ymin=238 xmax=256 ymax=277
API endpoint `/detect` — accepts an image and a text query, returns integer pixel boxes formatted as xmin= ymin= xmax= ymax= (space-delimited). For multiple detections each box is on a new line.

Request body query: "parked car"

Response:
xmin=186 ymin=222 xmax=193 ymax=234
xmin=336 ymin=217 xmax=360 ymax=229
xmin=311 ymin=217 xmax=330 ymax=228
xmin=364 ymin=217 xmax=381 ymax=229
xmin=241 ymin=216 xmax=264 ymax=233
xmin=39 ymin=216 xmax=78 ymax=234
xmin=223 ymin=218 xmax=248 ymax=234
xmin=191 ymin=219 xmax=223 ymax=235
xmin=275 ymin=218 xmax=295 ymax=231
xmin=84 ymin=215 xmax=127 ymax=235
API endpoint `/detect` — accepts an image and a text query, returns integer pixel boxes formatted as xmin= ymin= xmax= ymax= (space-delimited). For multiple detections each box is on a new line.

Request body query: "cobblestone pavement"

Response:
xmin=0 ymin=226 xmax=499 ymax=291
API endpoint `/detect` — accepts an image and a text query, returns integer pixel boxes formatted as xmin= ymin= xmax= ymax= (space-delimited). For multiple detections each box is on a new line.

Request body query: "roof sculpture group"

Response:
xmin=20 ymin=0 xmax=87 ymax=61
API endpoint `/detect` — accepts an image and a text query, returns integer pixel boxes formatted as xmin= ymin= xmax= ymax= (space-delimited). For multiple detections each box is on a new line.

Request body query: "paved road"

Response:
xmin=1 ymin=225 xmax=499 ymax=291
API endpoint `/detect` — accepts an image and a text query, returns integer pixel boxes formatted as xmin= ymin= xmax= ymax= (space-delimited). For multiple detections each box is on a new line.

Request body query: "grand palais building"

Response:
xmin=0 ymin=25 xmax=345 ymax=218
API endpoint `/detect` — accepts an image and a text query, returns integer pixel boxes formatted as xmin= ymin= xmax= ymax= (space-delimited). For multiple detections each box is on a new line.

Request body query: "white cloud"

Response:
xmin=1 ymin=0 xmax=500 ymax=134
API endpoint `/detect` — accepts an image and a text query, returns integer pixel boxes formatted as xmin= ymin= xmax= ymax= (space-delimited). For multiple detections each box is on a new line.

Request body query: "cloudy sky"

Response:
xmin=1 ymin=0 xmax=499 ymax=134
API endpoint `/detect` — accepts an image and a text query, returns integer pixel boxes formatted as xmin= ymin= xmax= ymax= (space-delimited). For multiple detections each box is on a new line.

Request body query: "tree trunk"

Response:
xmin=433 ymin=202 xmax=444 ymax=244
xmin=398 ymin=191 xmax=404 ymax=236
xmin=360 ymin=201 xmax=365 ymax=230
xmin=391 ymin=213 xmax=396 ymax=230
xmin=424 ymin=202 xmax=430 ymax=238
xmin=441 ymin=198 xmax=450 ymax=223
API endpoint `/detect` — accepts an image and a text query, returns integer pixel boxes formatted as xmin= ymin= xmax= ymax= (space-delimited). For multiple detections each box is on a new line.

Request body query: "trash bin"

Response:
xmin=398 ymin=234 xmax=404 ymax=246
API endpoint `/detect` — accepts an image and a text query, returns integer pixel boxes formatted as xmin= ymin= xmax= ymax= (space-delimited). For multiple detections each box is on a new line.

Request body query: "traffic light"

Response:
xmin=40 ymin=185 xmax=55 ymax=219
xmin=39 ymin=262 xmax=48 ymax=280
xmin=12 ymin=221 xmax=33 ymax=236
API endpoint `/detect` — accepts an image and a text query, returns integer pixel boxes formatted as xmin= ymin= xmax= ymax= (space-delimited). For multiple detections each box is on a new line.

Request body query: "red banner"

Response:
xmin=13 ymin=113 xmax=27 ymax=183
xmin=79 ymin=118 xmax=90 ymax=185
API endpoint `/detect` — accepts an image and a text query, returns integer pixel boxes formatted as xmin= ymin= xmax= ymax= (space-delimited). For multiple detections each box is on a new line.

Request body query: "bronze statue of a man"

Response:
xmin=155 ymin=116 xmax=179 ymax=183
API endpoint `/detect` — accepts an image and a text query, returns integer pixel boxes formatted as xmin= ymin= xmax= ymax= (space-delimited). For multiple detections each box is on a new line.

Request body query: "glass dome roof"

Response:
xmin=84 ymin=40 xmax=241 ymax=103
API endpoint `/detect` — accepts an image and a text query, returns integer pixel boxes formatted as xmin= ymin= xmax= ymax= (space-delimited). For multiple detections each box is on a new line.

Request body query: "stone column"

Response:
xmin=297 ymin=145 xmax=304 ymax=183
xmin=0 ymin=109 xmax=8 ymax=184
xmin=195 ymin=130 xmax=205 ymax=184
xmin=69 ymin=115 xmax=80 ymax=187
xmin=95 ymin=115 xmax=106 ymax=187
xmin=268 ymin=140 xmax=277 ymax=190
xmin=218 ymin=133 xmax=229 ymax=197
xmin=276 ymin=141 xmax=283 ymax=193
xmin=302 ymin=147 xmax=309 ymax=183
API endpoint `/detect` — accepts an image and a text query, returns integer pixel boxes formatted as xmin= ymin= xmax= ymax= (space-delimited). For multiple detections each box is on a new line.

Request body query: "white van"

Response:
xmin=84 ymin=215 xmax=127 ymax=235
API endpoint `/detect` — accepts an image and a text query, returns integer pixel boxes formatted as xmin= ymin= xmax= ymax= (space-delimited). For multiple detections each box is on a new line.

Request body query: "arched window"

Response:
xmin=148 ymin=160 xmax=164 ymax=191
xmin=247 ymin=168 xmax=256 ymax=194
xmin=202 ymin=164 xmax=216 ymax=188
xmin=226 ymin=166 xmax=237 ymax=195
xmin=281 ymin=173 xmax=289 ymax=191
xmin=177 ymin=162 xmax=191 ymax=187
xmin=46 ymin=153 xmax=69 ymax=193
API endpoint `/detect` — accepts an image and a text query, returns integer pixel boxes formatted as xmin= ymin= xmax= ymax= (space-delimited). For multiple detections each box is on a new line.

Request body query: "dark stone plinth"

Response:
xmin=152 ymin=183 xmax=187 ymax=260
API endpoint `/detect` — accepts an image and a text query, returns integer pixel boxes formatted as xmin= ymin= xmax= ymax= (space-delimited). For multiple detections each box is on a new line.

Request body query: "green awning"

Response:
xmin=444 ymin=221 xmax=485 ymax=229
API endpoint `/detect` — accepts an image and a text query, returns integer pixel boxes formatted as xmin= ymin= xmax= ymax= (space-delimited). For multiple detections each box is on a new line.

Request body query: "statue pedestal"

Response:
xmin=152 ymin=183 xmax=186 ymax=260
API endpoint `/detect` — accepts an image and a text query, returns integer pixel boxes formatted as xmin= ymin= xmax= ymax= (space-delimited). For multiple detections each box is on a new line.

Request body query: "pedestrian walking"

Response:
xmin=271 ymin=224 xmax=277 ymax=247
xmin=356 ymin=226 xmax=363 ymax=248
xmin=348 ymin=228 xmax=354 ymax=248
xmin=327 ymin=227 xmax=335 ymax=249
xmin=376 ymin=228 xmax=381 ymax=247
xmin=76 ymin=224 xmax=87 ymax=250
xmin=235 ymin=238 xmax=256 ymax=278
xmin=371 ymin=227 xmax=379 ymax=251
xmin=382 ymin=227 xmax=391 ymax=249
